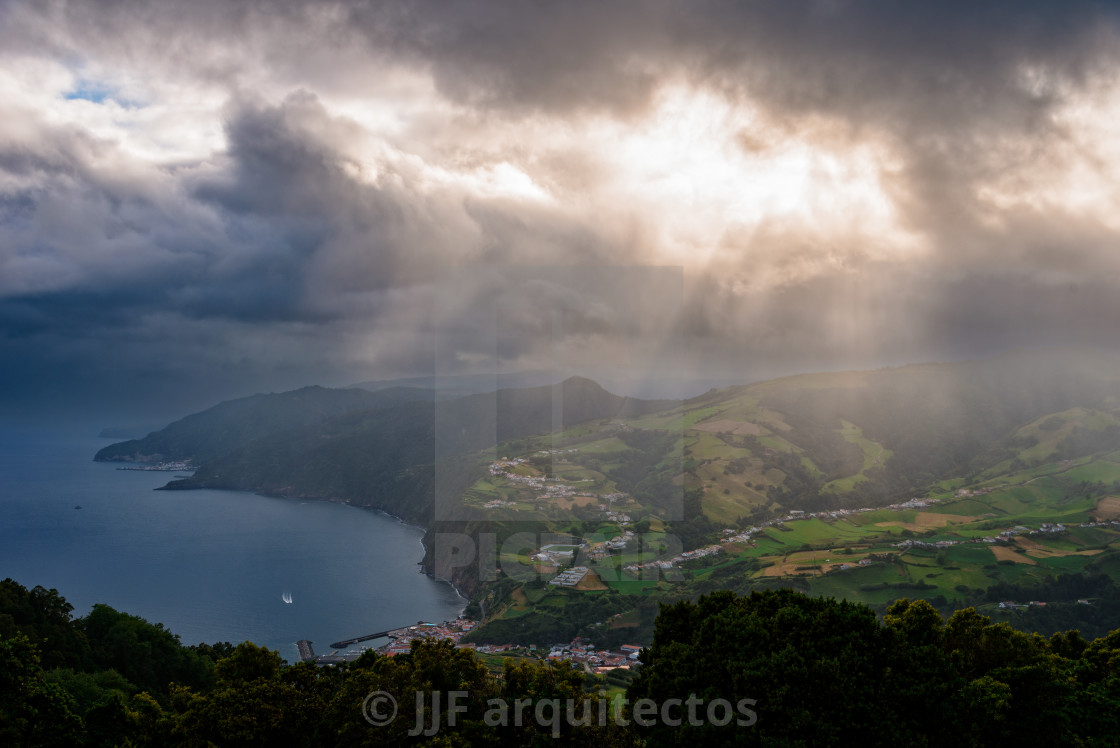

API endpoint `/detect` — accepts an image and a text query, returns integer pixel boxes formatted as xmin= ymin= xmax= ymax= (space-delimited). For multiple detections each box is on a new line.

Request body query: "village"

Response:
xmin=481 ymin=452 xmax=640 ymax=523
xmin=470 ymin=444 xmax=1120 ymax=621
xmin=535 ymin=494 xmax=1120 ymax=582
xmin=895 ymin=519 xmax=1120 ymax=551
xmin=311 ymin=617 xmax=642 ymax=676
xmin=621 ymin=497 xmax=949 ymax=575
xmin=295 ymin=479 xmax=1120 ymax=669
xmin=480 ymin=454 xmax=956 ymax=580
xmin=116 ymin=459 xmax=194 ymax=472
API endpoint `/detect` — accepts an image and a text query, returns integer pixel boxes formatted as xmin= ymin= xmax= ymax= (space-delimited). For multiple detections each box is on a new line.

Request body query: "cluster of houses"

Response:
xmin=996 ymin=600 xmax=1090 ymax=610
xmin=623 ymin=543 xmax=722 ymax=575
xmin=613 ymin=495 xmax=961 ymax=575
xmin=998 ymin=601 xmax=1046 ymax=610
xmin=490 ymin=457 xmax=529 ymax=475
xmin=587 ymin=531 xmax=635 ymax=559
xmin=361 ymin=619 xmax=643 ymax=675
xmin=721 ymin=527 xmax=757 ymax=544
xmin=488 ymin=457 xmax=576 ymax=496
xmin=1080 ymin=519 xmax=1120 ymax=528
xmin=715 ymin=497 xmax=949 ymax=548
xmin=375 ymin=618 xmax=478 ymax=657
xmin=500 ymin=472 xmax=548 ymax=491
xmin=897 ymin=538 xmax=960 ymax=550
xmin=955 ymin=486 xmax=999 ymax=498
xmin=541 ymin=483 xmax=578 ymax=499
xmin=483 ymin=456 xmax=587 ymax=507
xmin=482 ymin=456 xmax=641 ymax=525
xmin=546 ymin=640 xmax=641 ymax=673
xmin=895 ymin=521 xmax=1074 ymax=550
xmin=825 ymin=558 xmax=879 ymax=572
xmin=985 ymin=521 xmax=1069 ymax=541
xmin=605 ymin=531 xmax=635 ymax=550
xmin=117 ymin=460 xmax=194 ymax=472
xmin=467 ymin=639 xmax=641 ymax=674
xmin=314 ymin=619 xmax=483 ymax=662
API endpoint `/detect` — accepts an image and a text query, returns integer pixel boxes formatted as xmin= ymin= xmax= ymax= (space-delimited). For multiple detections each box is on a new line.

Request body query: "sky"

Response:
xmin=3 ymin=0 xmax=1120 ymax=421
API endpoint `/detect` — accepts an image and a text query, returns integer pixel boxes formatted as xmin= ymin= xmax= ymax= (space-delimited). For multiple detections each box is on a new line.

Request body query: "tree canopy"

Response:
xmin=6 ymin=577 xmax=1120 ymax=746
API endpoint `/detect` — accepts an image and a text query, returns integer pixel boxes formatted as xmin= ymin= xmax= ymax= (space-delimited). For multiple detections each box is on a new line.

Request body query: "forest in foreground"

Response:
xmin=6 ymin=577 xmax=1120 ymax=746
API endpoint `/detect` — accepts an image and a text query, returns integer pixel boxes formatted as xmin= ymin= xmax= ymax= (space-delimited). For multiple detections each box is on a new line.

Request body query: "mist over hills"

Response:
xmin=710 ymin=348 xmax=1120 ymax=511
xmin=348 ymin=370 xmax=563 ymax=399
xmin=93 ymin=348 xmax=1120 ymax=528
xmin=93 ymin=385 xmax=437 ymax=465
xmin=101 ymin=377 xmax=670 ymax=523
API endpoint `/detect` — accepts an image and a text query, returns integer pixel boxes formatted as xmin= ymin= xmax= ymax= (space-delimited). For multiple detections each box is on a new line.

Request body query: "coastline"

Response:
xmin=155 ymin=475 xmax=472 ymax=613
xmin=8 ymin=438 xmax=469 ymax=663
xmin=346 ymin=501 xmax=471 ymax=614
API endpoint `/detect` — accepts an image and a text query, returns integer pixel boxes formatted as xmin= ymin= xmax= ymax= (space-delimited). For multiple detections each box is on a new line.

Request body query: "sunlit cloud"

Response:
xmin=979 ymin=75 xmax=1120 ymax=232
xmin=3 ymin=0 xmax=1120 ymax=414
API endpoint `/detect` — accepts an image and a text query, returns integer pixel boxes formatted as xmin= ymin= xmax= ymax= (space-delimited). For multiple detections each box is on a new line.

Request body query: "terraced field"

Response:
xmin=452 ymin=354 xmax=1120 ymax=645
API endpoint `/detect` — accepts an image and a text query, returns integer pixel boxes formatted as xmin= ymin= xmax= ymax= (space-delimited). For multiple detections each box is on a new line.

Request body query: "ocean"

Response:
xmin=0 ymin=425 xmax=464 ymax=662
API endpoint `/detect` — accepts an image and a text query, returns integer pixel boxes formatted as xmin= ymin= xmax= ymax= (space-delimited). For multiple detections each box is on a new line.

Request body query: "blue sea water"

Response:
xmin=0 ymin=425 xmax=464 ymax=662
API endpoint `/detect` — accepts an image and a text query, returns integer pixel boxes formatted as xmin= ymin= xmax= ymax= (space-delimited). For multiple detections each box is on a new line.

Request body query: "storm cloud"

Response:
xmin=3 ymin=0 xmax=1120 ymax=419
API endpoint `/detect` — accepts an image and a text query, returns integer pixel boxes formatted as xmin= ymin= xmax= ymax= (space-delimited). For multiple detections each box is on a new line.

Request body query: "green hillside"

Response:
xmin=460 ymin=349 xmax=1120 ymax=530
xmin=156 ymin=377 xmax=670 ymax=524
xmin=93 ymin=385 xmax=437 ymax=464
xmin=92 ymin=348 xmax=1120 ymax=644
xmin=432 ymin=350 xmax=1120 ymax=642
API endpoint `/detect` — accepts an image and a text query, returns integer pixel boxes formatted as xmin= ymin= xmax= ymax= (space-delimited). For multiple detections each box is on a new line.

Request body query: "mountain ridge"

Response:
xmin=95 ymin=350 xmax=1120 ymax=527
xmin=147 ymin=376 xmax=672 ymax=523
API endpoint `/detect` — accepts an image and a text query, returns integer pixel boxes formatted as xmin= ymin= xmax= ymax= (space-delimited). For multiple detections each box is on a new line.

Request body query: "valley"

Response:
xmin=93 ymin=348 xmax=1120 ymax=647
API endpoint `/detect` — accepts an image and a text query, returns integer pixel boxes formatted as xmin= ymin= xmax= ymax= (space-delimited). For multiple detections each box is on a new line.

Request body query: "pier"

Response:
xmin=296 ymin=640 xmax=316 ymax=662
xmin=328 ymin=622 xmax=424 ymax=650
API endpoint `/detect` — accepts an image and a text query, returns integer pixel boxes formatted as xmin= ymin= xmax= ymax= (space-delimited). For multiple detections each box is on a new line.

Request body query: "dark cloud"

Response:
xmin=0 ymin=85 xmax=645 ymax=413
xmin=3 ymin=1 xmax=1120 ymax=418
xmin=331 ymin=0 xmax=1120 ymax=143
xmin=21 ymin=1 xmax=1119 ymax=123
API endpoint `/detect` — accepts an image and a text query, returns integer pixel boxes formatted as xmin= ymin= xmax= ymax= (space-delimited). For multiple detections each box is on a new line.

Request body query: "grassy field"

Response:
xmin=824 ymin=420 xmax=893 ymax=493
xmin=464 ymin=370 xmax=1120 ymax=645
